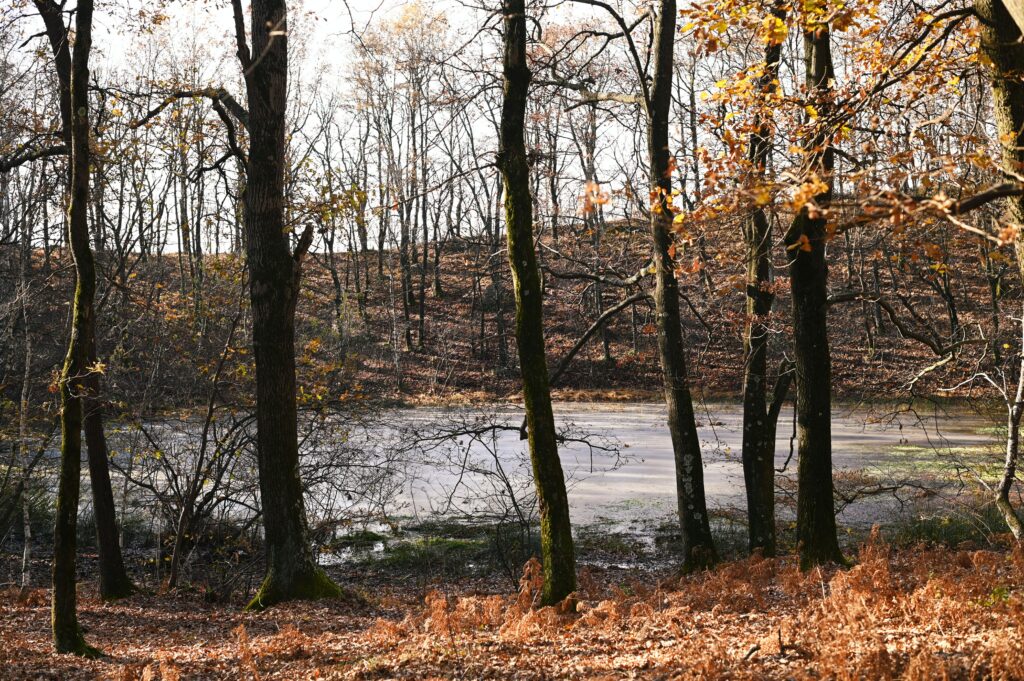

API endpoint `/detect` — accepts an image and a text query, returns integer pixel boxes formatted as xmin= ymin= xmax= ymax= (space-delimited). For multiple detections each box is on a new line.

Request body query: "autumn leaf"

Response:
xmin=762 ymin=14 xmax=788 ymax=45
xmin=787 ymin=234 xmax=813 ymax=252
xmin=752 ymin=186 xmax=772 ymax=206
xmin=582 ymin=181 xmax=610 ymax=215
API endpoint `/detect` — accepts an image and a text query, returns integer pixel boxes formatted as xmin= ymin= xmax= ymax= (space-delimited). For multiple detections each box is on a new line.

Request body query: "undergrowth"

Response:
xmin=2 ymin=532 xmax=1022 ymax=679
xmin=351 ymin=530 xmax=1024 ymax=679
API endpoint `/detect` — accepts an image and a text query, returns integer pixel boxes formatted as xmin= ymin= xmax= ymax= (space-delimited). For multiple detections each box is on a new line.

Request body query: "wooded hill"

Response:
xmin=0 ymin=215 xmax=1008 ymax=416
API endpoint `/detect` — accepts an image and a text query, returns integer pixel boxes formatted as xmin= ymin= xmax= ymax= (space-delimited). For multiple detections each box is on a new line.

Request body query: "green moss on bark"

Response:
xmin=245 ymin=567 xmax=351 ymax=612
xmin=53 ymin=623 xmax=102 ymax=659
xmin=497 ymin=0 xmax=577 ymax=606
xmin=647 ymin=0 xmax=718 ymax=572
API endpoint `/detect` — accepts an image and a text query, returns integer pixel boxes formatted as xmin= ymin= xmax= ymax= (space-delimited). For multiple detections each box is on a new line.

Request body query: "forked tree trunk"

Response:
xmin=741 ymin=5 xmax=787 ymax=557
xmin=786 ymin=24 xmax=844 ymax=568
xmin=38 ymin=0 xmax=101 ymax=656
xmin=235 ymin=0 xmax=343 ymax=609
xmin=498 ymin=0 xmax=576 ymax=604
xmin=649 ymin=0 xmax=717 ymax=571
xmin=35 ymin=0 xmax=133 ymax=605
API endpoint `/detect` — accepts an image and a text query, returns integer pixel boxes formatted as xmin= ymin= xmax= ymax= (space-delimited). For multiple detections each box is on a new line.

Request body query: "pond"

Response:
xmin=392 ymin=401 xmax=997 ymax=529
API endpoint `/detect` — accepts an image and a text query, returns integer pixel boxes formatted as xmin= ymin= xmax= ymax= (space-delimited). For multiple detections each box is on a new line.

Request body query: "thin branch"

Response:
xmin=231 ymin=0 xmax=253 ymax=71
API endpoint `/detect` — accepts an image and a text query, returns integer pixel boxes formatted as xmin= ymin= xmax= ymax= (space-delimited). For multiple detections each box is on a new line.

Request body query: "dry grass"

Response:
xmin=1 ymin=534 xmax=1022 ymax=679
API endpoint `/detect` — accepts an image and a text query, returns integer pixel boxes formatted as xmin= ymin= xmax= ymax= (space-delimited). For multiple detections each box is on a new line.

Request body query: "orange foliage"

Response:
xmin=2 ymin=540 xmax=1023 ymax=678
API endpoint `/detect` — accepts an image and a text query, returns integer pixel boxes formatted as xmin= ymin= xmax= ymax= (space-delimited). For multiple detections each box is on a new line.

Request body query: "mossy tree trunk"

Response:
xmin=35 ymin=0 xmax=101 ymax=656
xmin=977 ymin=0 xmax=1024 ymax=539
xmin=233 ymin=0 xmax=343 ymax=609
xmin=785 ymin=24 xmax=844 ymax=569
xmin=741 ymin=5 xmax=787 ymax=557
xmin=649 ymin=0 xmax=717 ymax=571
xmin=497 ymin=0 xmax=577 ymax=605
xmin=34 ymin=0 xmax=133 ymax=604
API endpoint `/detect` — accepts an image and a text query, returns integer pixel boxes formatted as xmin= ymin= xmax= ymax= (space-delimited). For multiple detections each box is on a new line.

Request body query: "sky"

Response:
xmin=2 ymin=0 xmax=649 ymax=253
xmin=85 ymin=0 xmax=488 ymax=79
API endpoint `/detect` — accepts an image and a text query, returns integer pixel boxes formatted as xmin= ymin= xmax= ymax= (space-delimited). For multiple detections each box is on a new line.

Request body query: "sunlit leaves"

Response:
xmin=650 ymin=186 xmax=684 ymax=217
xmin=787 ymin=233 xmax=813 ymax=252
xmin=761 ymin=14 xmax=788 ymax=45
xmin=581 ymin=181 xmax=610 ymax=215
xmin=752 ymin=186 xmax=772 ymax=207
xmin=669 ymin=0 xmax=993 ymax=255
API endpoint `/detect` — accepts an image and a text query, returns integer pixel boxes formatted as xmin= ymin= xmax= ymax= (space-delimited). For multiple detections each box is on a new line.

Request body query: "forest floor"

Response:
xmin=1 ymin=535 xmax=1023 ymax=680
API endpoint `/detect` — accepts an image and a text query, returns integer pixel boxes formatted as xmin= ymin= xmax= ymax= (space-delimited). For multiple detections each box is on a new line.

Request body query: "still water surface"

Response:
xmin=396 ymin=401 xmax=994 ymax=526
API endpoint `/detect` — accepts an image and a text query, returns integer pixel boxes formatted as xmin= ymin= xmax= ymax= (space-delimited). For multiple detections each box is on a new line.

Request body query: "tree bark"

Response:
xmin=18 ymin=221 xmax=32 ymax=598
xmin=498 ymin=0 xmax=577 ymax=605
xmin=786 ymin=24 xmax=844 ymax=569
xmin=649 ymin=0 xmax=717 ymax=571
xmin=977 ymin=0 xmax=1024 ymax=538
xmin=741 ymin=5 xmax=786 ymax=557
xmin=33 ymin=0 xmax=133 ymax=605
xmin=1000 ymin=0 xmax=1024 ymax=32
xmin=418 ymin=100 xmax=429 ymax=347
xmin=83 ymin=393 xmax=133 ymax=599
xmin=235 ymin=0 xmax=344 ymax=609
xmin=37 ymin=0 xmax=102 ymax=655
xmin=999 ymin=300 xmax=1024 ymax=541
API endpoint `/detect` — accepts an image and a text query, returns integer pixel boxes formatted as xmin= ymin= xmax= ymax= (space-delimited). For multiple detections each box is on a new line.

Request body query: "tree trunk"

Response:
xmin=977 ymin=0 xmax=1024 ymax=539
xmin=323 ymin=219 xmax=348 ymax=349
xmin=418 ymin=107 xmax=429 ymax=347
xmin=786 ymin=24 xmax=844 ymax=569
xmin=83 ymin=400 xmax=134 ymax=599
xmin=36 ymin=0 xmax=101 ymax=656
xmin=20 ymin=495 xmax=31 ymax=595
xmin=491 ymin=181 xmax=512 ymax=372
xmin=237 ymin=0 xmax=343 ymax=610
xmin=741 ymin=5 xmax=786 ymax=557
xmin=35 ymin=0 xmax=133 ymax=606
xmin=434 ymin=195 xmax=446 ymax=297
xmin=980 ymin=241 xmax=1003 ymax=363
xmin=166 ymin=503 xmax=193 ymax=589
xmin=18 ymin=227 xmax=32 ymax=598
xmin=376 ymin=144 xmax=387 ymax=277
xmin=999 ymin=299 xmax=1024 ymax=541
xmin=548 ymin=121 xmax=560 ymax=242
xmin=498 ymin=0 xmax=576 ymax=605
xmin=649 ymin=0 xmax=717 ymax=571
xmin=399 ymin=210 xmax=414 ymax=350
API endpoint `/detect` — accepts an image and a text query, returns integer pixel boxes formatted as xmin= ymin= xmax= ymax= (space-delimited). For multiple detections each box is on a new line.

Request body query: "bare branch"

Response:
xmin=129 ymin=88 xmax=249 ymax=131
xmin=0 ymin=143 xmax=66 ymax=173
xmin=231 ymin=0 xmax=253 ymax=72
